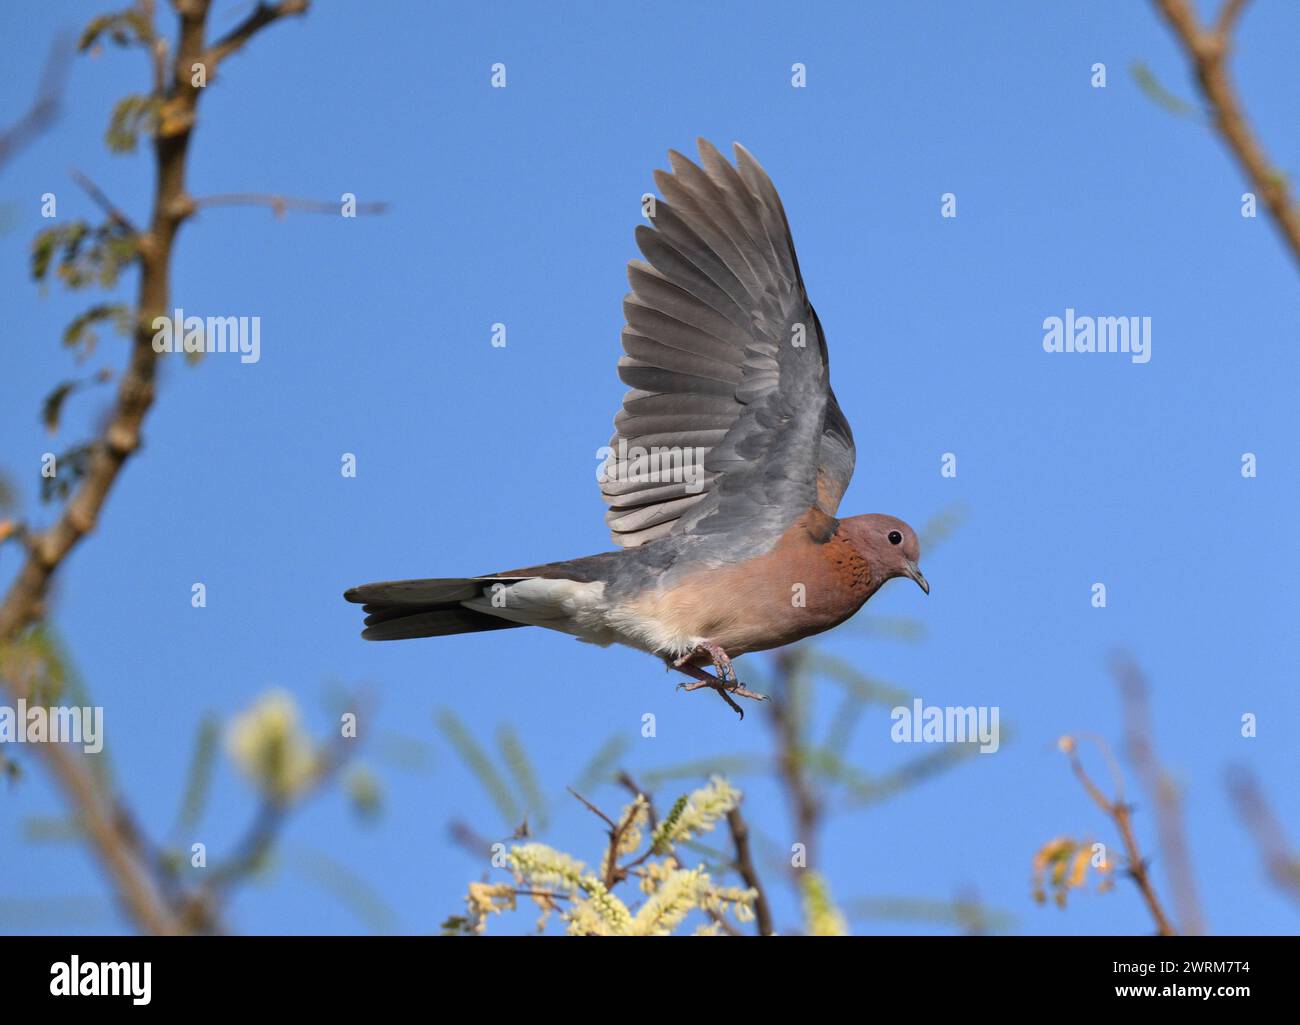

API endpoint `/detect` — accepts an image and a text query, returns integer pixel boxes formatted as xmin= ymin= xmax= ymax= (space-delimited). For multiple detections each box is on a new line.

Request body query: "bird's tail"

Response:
xmin=343 ymin=577 xmax=530 ymax=641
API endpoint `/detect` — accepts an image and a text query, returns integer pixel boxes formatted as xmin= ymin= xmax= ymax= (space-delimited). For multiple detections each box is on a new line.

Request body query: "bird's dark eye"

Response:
xmin=888 ymin=530 xmax=903 ymax=545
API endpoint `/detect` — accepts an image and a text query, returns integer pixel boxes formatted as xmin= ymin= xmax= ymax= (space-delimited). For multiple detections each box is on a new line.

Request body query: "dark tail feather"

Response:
xmin=344 ymin=577 xmax=529 ymax=642
xmin=360 ymin=604 xmax=525 ymax=641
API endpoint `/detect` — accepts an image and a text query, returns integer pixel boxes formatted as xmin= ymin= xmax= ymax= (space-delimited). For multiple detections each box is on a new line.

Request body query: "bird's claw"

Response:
xmin=675 ymin=672 xmax=768 ymax=719
xmin=672 ymin=643 xmax=766 ymax=718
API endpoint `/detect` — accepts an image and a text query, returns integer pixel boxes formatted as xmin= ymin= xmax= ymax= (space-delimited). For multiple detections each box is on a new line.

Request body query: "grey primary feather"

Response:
xmin=600 ymin=139 xmax=857 ymax=548
xmin=346 ymin=141 xmax=863 ymax=643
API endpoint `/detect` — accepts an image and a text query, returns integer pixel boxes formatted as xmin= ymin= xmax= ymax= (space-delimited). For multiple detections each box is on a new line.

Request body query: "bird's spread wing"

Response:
xmin=600 ymin=139 xmax=856 ymax=548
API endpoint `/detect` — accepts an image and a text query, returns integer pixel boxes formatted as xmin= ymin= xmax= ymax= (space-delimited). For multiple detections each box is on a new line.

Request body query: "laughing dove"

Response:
xmin=345 ymin=140 xmax=928 ymax=715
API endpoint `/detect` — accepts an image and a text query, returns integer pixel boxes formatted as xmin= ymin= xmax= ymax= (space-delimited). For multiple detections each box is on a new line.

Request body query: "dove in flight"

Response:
xmin=345 ymin=139 xmax=928 ymax=716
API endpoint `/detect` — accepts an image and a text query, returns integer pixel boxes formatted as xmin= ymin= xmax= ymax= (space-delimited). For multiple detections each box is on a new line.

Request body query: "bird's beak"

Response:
xmin=905 ymin=560 xmax=930 ymax=595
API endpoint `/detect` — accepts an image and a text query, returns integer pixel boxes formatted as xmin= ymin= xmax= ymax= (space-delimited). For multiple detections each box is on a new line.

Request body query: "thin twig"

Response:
xmin=1215 ymin=0 xmax=1250 ymax=37
xmin=769 ymin=649 xmax=822 ymax=869
xmin=1112 ymin=655 xmax=1206 ymax=934
xmin=203 ymin=0 xmax=311 ymax=70
xmin=135 ymin=0 xmax=168 ymax=96
xmin=726 ymin=807 xmax=774 ymax=936
xmin=70 ymin=168 xmax=139 ymax=234
xmin=565 ymin=785 xmax=638 ymax=890
xmin=616 ymin=770 xmax=657 ymax=831
xmin=1062 ymin=734 xmax=1176 ymax=936
xmin=203 ymin=709 xmax=359 ymax=895
xmin=1226 ymin=766 xmax=1300 ymax=907
xmin=0 ymin=34 xmax=72 ymax=169
xmin=705 ymin=907 xmax=742 ymax=936
xmin=565 ymin=786 xmax=617 ymax=831
xmin=602 ymin=800 xmax=642 ymax=889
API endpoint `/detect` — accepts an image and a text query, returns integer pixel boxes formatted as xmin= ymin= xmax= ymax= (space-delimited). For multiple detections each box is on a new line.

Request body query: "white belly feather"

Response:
xmin=461 ymin=579 xmax=702 ymax=659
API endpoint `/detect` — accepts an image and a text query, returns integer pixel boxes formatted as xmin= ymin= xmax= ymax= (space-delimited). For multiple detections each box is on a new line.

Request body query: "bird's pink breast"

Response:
xmin=627 ymin=510 xmax=880 ymax=657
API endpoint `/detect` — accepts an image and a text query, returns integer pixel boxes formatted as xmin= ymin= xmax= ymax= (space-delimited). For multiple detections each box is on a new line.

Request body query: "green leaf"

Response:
xmin=39 ymin=443 xmax=94 ymax=504
xmin=78 ymin=10 xmax=152 ymax=52
xmin=31 ymin=221 xmax=136 ymax=290
xmin=62 ymin=303 xmax=132 ymax=355
xmin=173 ymin=713 xmax=219 ymax=832
xmin=435 ymin=709 xmax=519 ymax=826
xmin=290 ymin=847 xmax=402 ymax=933
xmin=1131 ymin=61 xmax=1195 ymax=117
xmin=41 ymin=382 xmax=77 ymax=434
xmin=22 ymin=815 xmax=83 ymax=842
xmin=650 ymin=794 xmax=688 ymax=853
xmin=918 ymin=502 xmax=967 ymax=553
xmin=344 ymin=763 xmax=383 ymax=821
xmin=640 ymin=754 xmax=766 ymax=787
xmin=106 ymin=95 xmax=159 ymax=153
xmin=496 ymin=725 xmax=547 ymax=830
xmin=803 ymin=651 xmax=912 ymax=706
xmin=843 ymin=895 xmax=1015 ymax=934
xmin=571 ymin=733 xmax=631 ymax=793
xmin=372 ymin=729 xmax=435 ymax=773
xmin=844 ymin=742 xmax=987 ymax=808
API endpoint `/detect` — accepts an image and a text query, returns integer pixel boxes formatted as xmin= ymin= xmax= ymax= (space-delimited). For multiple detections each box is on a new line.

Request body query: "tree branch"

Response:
xmin=1151 ymin=0 xmax=1300 ymax=268
xmin=726 ymin=807 xmax=774 ymax=936
xmin=70 ymin=167 xmax=139 ymax=235
xmin=0 ymin=34 xmax=72 ymax=170
xmin=1061 ymin=734 xmax=1177 ymax=936
xmin=1226 ymin=766 xmax=1300 ymax=907
xmin=203 ymin=0 xmax=310 ymax=71
xmin=769 ymin=649 xmax=822 ymax=868
xmin=0 ymin=0 xmax=305 ymax=936
xmin=1112 ymin=654 xmax=1206 ymax=935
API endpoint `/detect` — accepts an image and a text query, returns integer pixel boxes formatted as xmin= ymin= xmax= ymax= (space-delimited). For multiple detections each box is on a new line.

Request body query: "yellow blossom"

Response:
xmin=226 ymin=689 xmax=319 ymax=802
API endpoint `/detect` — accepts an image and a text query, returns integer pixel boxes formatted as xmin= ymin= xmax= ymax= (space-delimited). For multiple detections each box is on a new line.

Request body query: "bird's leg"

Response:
xmin=675 ymin=663 xmax=748 ymax=717
xmin=676 ymin=640 xmax=736 ymax=682
xmin=672 ymin=645 xmax=768 ymax=719
xmin=705 ymin=640 xmax=737 ymax=684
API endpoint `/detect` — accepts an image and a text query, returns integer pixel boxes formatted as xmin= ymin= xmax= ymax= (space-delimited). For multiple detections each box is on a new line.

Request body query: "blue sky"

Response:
xmin=2 ymin=0 xmax=1298 ymax=935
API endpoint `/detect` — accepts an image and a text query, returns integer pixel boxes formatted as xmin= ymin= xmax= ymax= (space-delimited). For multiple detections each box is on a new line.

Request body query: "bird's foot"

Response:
xmin=673 ymin=648 xmax=767 ymax=719
xmin=674 ymin=640 xmax=737 ymax=683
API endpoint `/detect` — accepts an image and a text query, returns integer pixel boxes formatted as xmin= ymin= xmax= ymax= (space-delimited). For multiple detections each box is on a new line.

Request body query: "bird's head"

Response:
xmin=841 ymin=514 xmax=929 ymax=594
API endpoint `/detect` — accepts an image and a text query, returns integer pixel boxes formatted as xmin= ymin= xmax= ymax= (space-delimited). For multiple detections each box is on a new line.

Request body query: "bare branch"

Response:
xmin=70 ymin=168 xmax=139 ymax=235
xmin=1112 ymin=655 xmax=1206 ymax=934
xmin=1061 ymin=733 xmax=1177 ymax=936
xmin=12 ymin=716 xmax=182 ymax=934
xmin=768 ymin=649 xmax=822 ymax=868
xmin=565 ymin=786 xmax=618 ymax=832
xmin=0 ymin=34 xmax=72 ymax=169
xmin=204 ymin=0 xmax=310 ymax=70
xmin=726 ymin=807 xmax=774 ymax=936
xmin=1151 ymin=0 xmax=1300 ymax=269
xmin=1227 ymin=766 xmax=1300 ymax=907
xmin=1215 ymin=0 xmax=1250 ymax=38
xmin=602 ymin=797 xmax=643 ymax=890
xmin=0 ymin=0 xmax=309 ymax=936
